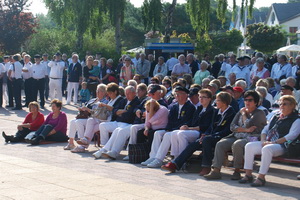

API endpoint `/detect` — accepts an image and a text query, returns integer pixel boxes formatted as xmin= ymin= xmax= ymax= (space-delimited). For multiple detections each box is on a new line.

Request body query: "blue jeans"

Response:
xmin=173 ymin=136 xmax=220 ymax=170
xmin=34 ymin=124 xmax=68 ymax=142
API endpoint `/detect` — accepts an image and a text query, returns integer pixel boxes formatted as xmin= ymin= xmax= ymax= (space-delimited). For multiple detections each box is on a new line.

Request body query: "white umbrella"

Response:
xmin=277 ymin=44 xmax=300 ymax=52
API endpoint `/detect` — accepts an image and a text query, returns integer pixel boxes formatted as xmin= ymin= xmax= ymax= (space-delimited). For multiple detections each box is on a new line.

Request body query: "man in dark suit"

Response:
xmin=66 ymin=54 xmax=82 ymax=105
xmin=142 ymin=86 xmax=196 ymax=168
xmin=187 ymin=53 xmax=199 ymax=76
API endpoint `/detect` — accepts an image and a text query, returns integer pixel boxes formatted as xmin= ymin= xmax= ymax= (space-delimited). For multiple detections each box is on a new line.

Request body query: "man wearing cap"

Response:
xmin=271 ymin=54 xmax=293 ymax=91
xmin=142 ymin=86 xmax=196 ymax=168
xmin=42 ymin=53 xmax=50 ymax=100
xmin=189 ymin=88 xmax=200 ymax=108
xmin=230 ymin=56 xmax=251 ymax=86
xmin=32 ymin=55 xmax=48 ymax=109
xmin=66 ymin=54 xmax=82 ymax=105
xmin=147 ymin=84 xmax=168 ymax=108
xmin=3 ymin=56 xmax=13 ymax=107
xmin=48 ymin=52 xmax=66 ymax=101
xmin=8 ymin=55 xmax=23 ymax=110
xmin=22 ymin=54 xmax=33 ymax=107
xmin=233 ymin=86 xmax=245 ymax=109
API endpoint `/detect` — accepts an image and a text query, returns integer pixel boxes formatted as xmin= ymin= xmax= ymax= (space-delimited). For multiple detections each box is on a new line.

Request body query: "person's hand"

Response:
xmin=235 ymin=127 xmax=245 ymax=132
xmin=135 ymin=109 xmax=141 ymax=118
xmin=116 ymin=110 xmax=126 ymax=116
xmin=17 ymin=125 xmax=23 ymax=131
xmin=98 ymin=103 xmax=105 ymax=107
xmin=144 ymin=129 xmax=149 ymax=136
xmin=247 ymin=126 xmax=257 ymax=133
xmin=180 ymin=125 xmax=189 ymax=130
xmin=199 ymin=134 xmax=206 ymax=144
xmin=142 ymin=111 xmax=146 ymax=119
xmin=262 ymin=141 xmax=273 ymax=147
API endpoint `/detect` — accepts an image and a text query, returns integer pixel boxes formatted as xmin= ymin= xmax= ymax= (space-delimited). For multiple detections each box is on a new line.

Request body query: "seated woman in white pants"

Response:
xmin=170 ymin=89 xmax=215 ymax=158
xmin=141 ymin=86 xmax=196 ymax=168
xmin=240 ymin=95 xmax=300 ymax=187
xmin=70 ymin=84 xmax=109 ymax=152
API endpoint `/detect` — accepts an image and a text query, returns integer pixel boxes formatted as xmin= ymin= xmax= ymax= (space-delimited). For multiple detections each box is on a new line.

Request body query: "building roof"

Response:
xmin=272 ymin=3 xmax=300 ymax=23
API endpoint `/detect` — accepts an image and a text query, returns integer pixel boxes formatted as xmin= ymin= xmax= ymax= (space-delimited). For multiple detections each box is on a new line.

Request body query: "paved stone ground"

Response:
xmin=0 ymin=101 xmax=299 ymax=199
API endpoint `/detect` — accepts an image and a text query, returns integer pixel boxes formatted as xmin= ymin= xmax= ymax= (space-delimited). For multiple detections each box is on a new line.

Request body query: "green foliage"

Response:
xmin=288 ymin=0 xmax=300 ymax=2
xmin=195 ymin=33 xmax=212 ymax=54
xmin=141 ymin=0 xmax=162 ymax=32
xmin=0 ymin=0 xmax=37 ymax=54
xmin=210 ymin=29 xmax=243 ymax=55
xmin=246 ymin=23 xmax=285 ymax=53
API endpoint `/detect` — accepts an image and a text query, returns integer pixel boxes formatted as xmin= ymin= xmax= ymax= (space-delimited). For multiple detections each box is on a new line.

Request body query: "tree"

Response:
xmin=103 ymin=0 xmax=126 ymax=56
xmin=141 ymin=0 xmax=162 ymax=33
xmin=0 ymin=0 xmax=37 ymax=54
xmin=246 ymin=23 xmax=285 ymax=53
xmin=44 ymin=0 xmax=104 ymax=51
xmin=210 ymin=29 xmax=244 ymax=56
xmin=163 ymin=0 xmax=177 ymax=43
xmin=288 ymin=0 xmax=300 ymax=3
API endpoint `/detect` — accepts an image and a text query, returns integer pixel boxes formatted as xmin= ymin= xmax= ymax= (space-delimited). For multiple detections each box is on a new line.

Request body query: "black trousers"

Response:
xmin=136 ymin=129 xmax=156 ymax=144
xmin=12 ymin=78 xmax=22 ymax=109
xmin=33 ymin=78 xmax=45 ymax=107
xmin=44 ymin=76 xmax=49 ymax=100
xmin=0 ymin=79 xmax=2 ymax=107
xmin=14 ymin=127 xmax=31 ymax=142
xmin=7 ymin=78 xmax=14 ymax=107
xmin=24 ymin=78 xmax=34 ymax=106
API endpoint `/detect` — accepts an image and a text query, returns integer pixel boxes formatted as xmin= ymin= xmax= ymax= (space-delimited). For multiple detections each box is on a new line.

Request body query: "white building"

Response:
xmin=265 ymin=3 xmax=300 ymax=34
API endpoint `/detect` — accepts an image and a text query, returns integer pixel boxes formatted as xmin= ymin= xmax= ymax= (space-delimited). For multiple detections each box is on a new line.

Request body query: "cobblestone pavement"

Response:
xmin=0 ymin=102 xmax=299 ymax=199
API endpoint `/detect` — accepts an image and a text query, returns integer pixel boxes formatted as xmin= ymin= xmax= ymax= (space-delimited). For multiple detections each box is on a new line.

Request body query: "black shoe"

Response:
xmin=30 ymin=136 xmax=43 ymax=145
xmin=2 ymin=131 xmax=13 ymax=143
xmin=6 ymin=105 xmax=13 ymax=108
xmin=40 ymin=106 xmax=45 ymax=109
xmin=22 ymin=104 xmax=28 ymax=107
xmin=12 ymin=107 xmax=22 ymax=110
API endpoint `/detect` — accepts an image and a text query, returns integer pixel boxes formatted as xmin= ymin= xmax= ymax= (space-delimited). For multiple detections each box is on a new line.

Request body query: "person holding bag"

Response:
xmin=240 ymin=95 xmax=300 ymax=187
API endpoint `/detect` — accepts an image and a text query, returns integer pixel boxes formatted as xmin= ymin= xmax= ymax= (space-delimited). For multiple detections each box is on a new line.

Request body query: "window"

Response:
xmin=289 ymin=27 xmax=298 ymax=33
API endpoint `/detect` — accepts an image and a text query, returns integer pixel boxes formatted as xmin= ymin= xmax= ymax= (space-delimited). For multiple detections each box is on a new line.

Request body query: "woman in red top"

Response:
xmin=2 ymin=101 xmax=44 ymax=143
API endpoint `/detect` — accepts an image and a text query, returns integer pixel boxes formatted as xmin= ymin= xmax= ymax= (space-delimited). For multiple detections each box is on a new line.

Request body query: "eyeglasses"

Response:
xmin=279 ymin=103 xmax=290 ymax=107
xmin=199 ymin=96 xmax=209 ymax=99
xmin=244 ymin=98 xmax=254 ymax=102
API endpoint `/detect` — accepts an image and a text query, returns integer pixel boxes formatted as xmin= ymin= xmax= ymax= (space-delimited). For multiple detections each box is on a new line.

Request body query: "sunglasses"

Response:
xmin=244 ymin=98 xmax=254 ymax=102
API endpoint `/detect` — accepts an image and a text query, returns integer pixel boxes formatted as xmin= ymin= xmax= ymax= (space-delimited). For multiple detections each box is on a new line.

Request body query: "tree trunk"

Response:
xmin=164 ymin=0 xmax=177 ymax=43
xmin=76 ymin=31 xmax=84 ymax=51
xmin=115 ymin=13 xmax=122 ymax=57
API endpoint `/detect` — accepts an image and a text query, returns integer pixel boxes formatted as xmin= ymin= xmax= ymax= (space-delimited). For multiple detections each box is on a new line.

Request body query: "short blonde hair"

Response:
xmin=280 ymin=95 xmax=297 ymax=109
xmin=28 ymin=101 xmax=40 ymax=112
xmin=97 ymin=83 xmax=107 ymax=93
xmin=144 ymin=100 xmax=160 ymax=113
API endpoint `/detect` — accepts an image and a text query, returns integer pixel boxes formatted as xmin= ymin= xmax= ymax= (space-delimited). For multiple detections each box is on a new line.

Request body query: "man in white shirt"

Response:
xmin=48 ymin=52 xmax=66 ymax=101
xmin=271 ymin=54 xmax=293 ymax=91
xmin=3 ymin=56 xmax=13 ymax=107
xmin=131 ymin=53 xmax=140 ymax=67
xmin=32 ymin=55 xmax=48 ymax=109
xmin=166 ymin=53 xmax=179 ymax=76
xmin=136 ymin=53 xmax=151 ymax=85
xmin=230 ymin=56 xmax=250 ymax=86
xmin=42 ymin=53 xmax=50 ymax=100
xmin=22 ymin=54 xmax=33 ymax=107
xmin=8 ymin=55 xmax=23 ymax=110
xmin=0 ymin=62 xmax=5 ymax=108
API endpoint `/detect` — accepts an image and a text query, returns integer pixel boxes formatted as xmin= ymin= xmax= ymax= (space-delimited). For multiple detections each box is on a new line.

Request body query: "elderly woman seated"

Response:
xmin=239 ymin=95 xmax=300 ymax=187
xmin=29 ymin=99 xmax=68 ymax=145
xmin=204 ymin=90 xmax=267 ymax=180
xmin=2 ymin=102 xmax=44 ymax=143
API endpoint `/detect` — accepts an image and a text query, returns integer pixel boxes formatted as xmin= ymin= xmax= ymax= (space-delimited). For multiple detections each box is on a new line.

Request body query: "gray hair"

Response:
xmin=127 ymin=80 xmax=137 ymax=89
xmin=255 ymin=86 xmax=267 ymax=98
xmin=107 ymin=58 xmax=113 ymax=64
xmin=178 ymin=54 xmax=185 ymax=60
xmin=72 ymin=54 xmax=79 ymax=59
xmin=200 ymin=61 xmax=208 ymax=69
xmin=125 ymin=85 xmax=136 ymax=93
xmin=187 ymin=53 xmax=194 ymax=59
xmin=97 ymin=83 xmax=107 ymax=93
xmin=286 ymin=77 xmax=296 ymax=86
xmin=235 ymin=80 xmax=247 ymax=90
xmin=256 ymin=57 xmax=264 ymax=64
xmin=158 ymin=56 xmax=164 ymax=61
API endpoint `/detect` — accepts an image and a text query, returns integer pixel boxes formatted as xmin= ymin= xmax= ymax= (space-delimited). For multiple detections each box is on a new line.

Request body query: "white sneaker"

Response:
xmin=92 ymin=148 xmax=107 ymax=159
xmin=147 ymin=159 xmax=163 ymax=168
xmin=123 ymin=155 xmax=129 ymax=161
xmin=141 ymin=158 xmax=155 ymax=166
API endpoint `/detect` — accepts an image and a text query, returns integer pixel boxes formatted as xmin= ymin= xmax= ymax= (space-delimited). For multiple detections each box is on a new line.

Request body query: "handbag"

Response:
xmin=90 ymin=106 xmax=111 ymax=120
xmin=76 ymin=110 xmax=90 ymax=119
xmin=24 ymin=131 xmax=36 ymax=140
xmin=284 ymin=140 xmax=300 ymax=158
xmin=128 ymin=142 xmax=151 ymax=164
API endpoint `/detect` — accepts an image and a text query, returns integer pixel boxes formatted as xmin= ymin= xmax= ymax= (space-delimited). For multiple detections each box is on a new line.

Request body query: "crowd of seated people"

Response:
xmin=1 ymin=51 xmax=300 ymax=186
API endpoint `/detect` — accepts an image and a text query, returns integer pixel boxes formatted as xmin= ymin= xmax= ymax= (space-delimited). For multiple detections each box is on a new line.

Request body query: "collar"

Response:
xmin=218 ymin=105 xmax=231 ymax=116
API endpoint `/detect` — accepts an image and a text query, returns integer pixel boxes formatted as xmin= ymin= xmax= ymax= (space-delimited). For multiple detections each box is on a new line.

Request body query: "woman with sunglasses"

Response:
xmin=204 ymin=90 xmax=267 ymax=180
xmin=240 ymin=95 xmax=300 ymax=187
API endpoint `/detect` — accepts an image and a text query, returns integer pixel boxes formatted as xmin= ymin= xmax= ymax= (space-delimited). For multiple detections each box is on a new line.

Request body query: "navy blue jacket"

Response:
xmin=204 ymin=106 xmax=236 ymax=139
xmin=189 ymin=104 xmax=216 ymax=133
xmin=113 ymin=96 xmax=140 ymax=124
xmin=133 ymin=96 xmax=150 ymax=124
xmin=110 ymin=96 xmax=124 ymax=121
xmin=166 ymin=100 xmax=196 ymax=131
xmin=68 ymin=62 xmax=82 ymax=82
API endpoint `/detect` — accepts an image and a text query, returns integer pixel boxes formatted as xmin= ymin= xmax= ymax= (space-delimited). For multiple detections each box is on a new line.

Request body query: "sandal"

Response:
xmin=251 ymin=177 xmax=266 ymax=187
xmin=239 ymin=175 xmax=254 ymax=184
